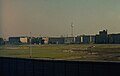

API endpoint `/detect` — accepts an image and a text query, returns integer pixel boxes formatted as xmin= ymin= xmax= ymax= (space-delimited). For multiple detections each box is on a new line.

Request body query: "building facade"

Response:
xmin=108 ymin=34 xmax=120 ymax=44
xmin=0 ymin=38 xmax=4 ymax=45
xmin=75 ymin=36 xmax=81 ymax=44
xmin=75 ymin=35 xmax=95 ymax=44
xmin=95 ymin=30 xmax=108 ymax=44
xmin=9 ymin=36 xmax=29 ymax=44
xmin=48 ymin=37 xmax=64 ymax=44
xmin=31 ymin=37 xmax=42 ymax=44
xmin=64 ymin=37 xmax=75 ymax=44
xmin=9 ymin=37 xmax=21 ymax=44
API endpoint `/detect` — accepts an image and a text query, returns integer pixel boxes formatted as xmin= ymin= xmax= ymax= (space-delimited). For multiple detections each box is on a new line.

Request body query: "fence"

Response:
xmin=0 ymin=57 xmax=120 ymax=76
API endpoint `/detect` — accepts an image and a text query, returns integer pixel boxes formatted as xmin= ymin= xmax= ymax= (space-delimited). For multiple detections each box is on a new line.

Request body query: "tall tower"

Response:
xmin=71 ymin=22 xmax=74 ymax=37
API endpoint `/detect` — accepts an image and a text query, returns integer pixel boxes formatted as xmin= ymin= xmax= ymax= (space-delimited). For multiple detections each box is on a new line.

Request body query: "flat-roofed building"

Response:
xmin=9 ymin=36 xmax=29 ymax=44
xmin=75 ymin=36 xmax=81 ymax=44
xmin=75 ymin=35 xmax=95 ymax=44
xmin=90 ymin=35 xmax=96 ymax=44
xmin=0 ymin=38 xmax=4 ymax=45
xmin=31 ymin=37 xmax=42 ymax=44
xmin=48 ymin=37 xmax=64 ymax=44
xmin=82 ymin=35 xmax=91 ymax=44
xmin=64 ymin=37 xmax=75 ymax=44
xmin=108 ymin=34 xmax=120 ymax=44
xmin=9 ymin=37 xmax=20 ymax=44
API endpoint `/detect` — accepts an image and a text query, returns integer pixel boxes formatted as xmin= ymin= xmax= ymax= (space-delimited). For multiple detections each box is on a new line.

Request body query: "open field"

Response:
xmin=0 ymin=44 xmax=120 ymax=61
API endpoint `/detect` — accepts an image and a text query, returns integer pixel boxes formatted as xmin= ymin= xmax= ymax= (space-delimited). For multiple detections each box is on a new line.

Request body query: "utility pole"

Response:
xmin=29 ymin=32 xmax=32 ymax=58
xmin=71 ymin=22 xmax=74 ymax=37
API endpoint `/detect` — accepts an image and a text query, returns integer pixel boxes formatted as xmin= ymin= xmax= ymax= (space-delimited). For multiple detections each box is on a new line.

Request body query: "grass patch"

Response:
xmin=0 ymin=44 xmax=120 ymax=61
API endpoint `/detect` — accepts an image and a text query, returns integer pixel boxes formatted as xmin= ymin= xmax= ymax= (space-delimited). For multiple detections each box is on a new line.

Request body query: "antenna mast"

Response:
xmin=71 ymin=22 xmax=74 ymax=37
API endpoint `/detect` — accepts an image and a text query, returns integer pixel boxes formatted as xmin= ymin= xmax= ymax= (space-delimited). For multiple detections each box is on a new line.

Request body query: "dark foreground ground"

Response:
xmin=0 ymin=57 xmax=120 ymax=76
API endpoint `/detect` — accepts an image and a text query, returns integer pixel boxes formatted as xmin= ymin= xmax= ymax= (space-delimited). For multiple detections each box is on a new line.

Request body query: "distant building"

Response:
xmin=42 ymin=37 xmax=49 ymax=44
xmin=64 ymin=37 xmax=75 ymax=44
xmin=75 ymin=35 xmax=95 ymax=44
xmin=48 ymin=37 xmax=64 ymax=44
xmin=20 ymin=36 xmax=28 ymax=43
xmin=108 ymin=34 xmax=120 ymax=44
xmin=75 ymin=36 xmax=81 ymax=44
xmin=82 ymin=35 xmax=91 ymax=44
xmin=9 ymin=36 xmax=29 ymax=44
xmin=9 ymin=37 xmax=21 ymax=44
xmin=7 ymin=30 xmax=120 ymax=45
xmin=90 ymin=35 xmax=96 ymax=44
xmin=95 ymin=30 xmax=108 ymax=44
xmin=31 ymin=37 xmax=42 ymax=44
xmin=0 ymin=38 xmax=4 ymax=45
xmin=75 ymin=35 xmax=84 ymax=44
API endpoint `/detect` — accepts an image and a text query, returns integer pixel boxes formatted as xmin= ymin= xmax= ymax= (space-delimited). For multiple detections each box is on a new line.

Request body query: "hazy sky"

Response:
xmin=1 ymin=0 xmax=120 ymax=38
xmin=0 ymin=0 xmax=2 ymax=37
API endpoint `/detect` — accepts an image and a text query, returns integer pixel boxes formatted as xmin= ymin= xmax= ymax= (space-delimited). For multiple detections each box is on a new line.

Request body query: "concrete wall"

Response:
xmin=0 ymin=57 xmax=120 ymax=76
